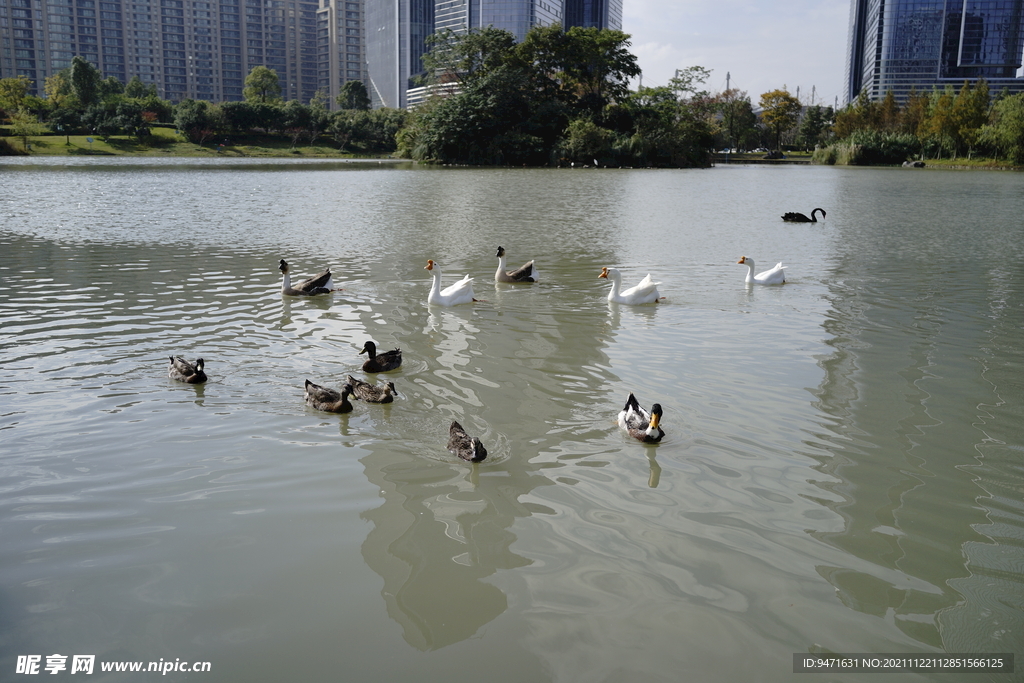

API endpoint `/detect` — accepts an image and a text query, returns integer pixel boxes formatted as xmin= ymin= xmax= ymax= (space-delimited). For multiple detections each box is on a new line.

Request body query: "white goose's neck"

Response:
xmin=607 ymin=272 xmax=622 ymax=299
xmin=281 ymin=271 xmax=292 ymax=290
xmin=496 ymin=255 xmax=507 ymax=276
xmin=429 ymin=268 xmax=442 ymax=296
xmin=743 ymin=261 xmax=756 ymax=283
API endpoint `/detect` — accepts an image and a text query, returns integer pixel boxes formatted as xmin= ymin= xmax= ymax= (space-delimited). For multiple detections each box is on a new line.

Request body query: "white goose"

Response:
xmin=599 ymin=267 xmax=661 ymax=304
xmin=425 ymin=259 xmax=476 ymax=306
xmin=737 ymin=256 xmax=786 ymax=285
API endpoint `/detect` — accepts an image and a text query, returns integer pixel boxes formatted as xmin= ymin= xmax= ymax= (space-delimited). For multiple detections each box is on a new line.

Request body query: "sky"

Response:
xmin=622 ymin=0 xmax=852 ymax=108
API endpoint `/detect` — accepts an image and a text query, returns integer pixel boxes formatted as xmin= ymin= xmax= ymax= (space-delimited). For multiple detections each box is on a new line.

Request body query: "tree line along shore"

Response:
xmin=3 ymin=25 xmax=1023 ymax=167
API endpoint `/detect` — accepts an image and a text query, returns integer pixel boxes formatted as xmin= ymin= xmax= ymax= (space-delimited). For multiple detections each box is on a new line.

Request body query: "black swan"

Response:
xmin=782 ymin=208 xmax=826 ymax=223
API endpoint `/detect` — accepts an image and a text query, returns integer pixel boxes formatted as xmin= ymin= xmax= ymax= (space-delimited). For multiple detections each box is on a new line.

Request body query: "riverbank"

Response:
xmin=0 ymin=126 xmax=386 ymax=159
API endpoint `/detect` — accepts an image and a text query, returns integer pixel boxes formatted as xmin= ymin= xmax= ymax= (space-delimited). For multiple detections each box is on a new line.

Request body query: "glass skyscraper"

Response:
xmin=845 ymin=0 xmax=1024 ymax=103
xmin=563 ymin=0 xmax=621 ymax=31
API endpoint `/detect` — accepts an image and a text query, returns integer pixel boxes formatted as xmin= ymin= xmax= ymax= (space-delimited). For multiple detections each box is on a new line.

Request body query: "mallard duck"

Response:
xmin=599 ymin=267 xmax=661 ymax=304
xmin=425 ymin=259 xmax=476 ymax=306
xmin=168 ymin=356 xmax=207 ymax=383
xmin=346 ymin=375 xmax=398 ymax=403
xmin=617 ymin=393 xmax=665 ymax=443
xmin=448 ymin=420 xmax=487 ymax=462
xmin=304 ymin=379 xmax=355 ymax=413
xmin=495 ymin=245 xmax=538 ymax=282
xmin=782 ymin=208 xmax=826 ymax=223
xmin=737 ymin=256 xmax=786 ymax=285
xmin=279 ymin=259 xmax=334 ymax=296
xmin=358 ymin=340 xmax=401 ymax=373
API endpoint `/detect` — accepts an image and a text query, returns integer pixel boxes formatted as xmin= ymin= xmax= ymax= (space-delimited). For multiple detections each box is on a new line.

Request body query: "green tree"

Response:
xmin=421 ymin=27 xmax=518 ymax=87
xmin=717 ymin=88 xmax=758 ymax=150
xmin=70 ymin=56 xmax=103 ymax=107
xmin=0 ymin=75 xmax=32 ymax=115
xmin=950 ymin=79 xmax=989 ymax=157
xmin=981 ymin=92 xmax=1024 ymax=163
xmin=337 ymin=80 xmax=370 ymax=110
xmin=124 ymin=76 xmax=157 ymax=99
xmin=9 ymin=109 xmax=43 ymax=150
xmin=174 ymin=98 xmax=218 ymax=144
xmin=798 ymin=105 xmax=834 ymax=149
xmin=243 ymin=66 xmax=282 ymax=103
xmin=759 ymin=89 xmax=802 ymax=150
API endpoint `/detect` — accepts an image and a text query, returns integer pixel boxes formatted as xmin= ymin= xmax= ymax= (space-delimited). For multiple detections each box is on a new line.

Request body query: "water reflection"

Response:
xmin=353 ymin=257 xmax=620 ymax=649
xmin=810 ymin=185 xmax=1024 ymax=651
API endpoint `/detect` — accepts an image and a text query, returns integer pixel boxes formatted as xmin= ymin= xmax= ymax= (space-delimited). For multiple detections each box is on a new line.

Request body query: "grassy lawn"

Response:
xmin=2 ymin=126 xmax=384 ymax=158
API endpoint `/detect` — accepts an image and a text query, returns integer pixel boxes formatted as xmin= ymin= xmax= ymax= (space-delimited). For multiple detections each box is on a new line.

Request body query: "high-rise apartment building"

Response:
xmin=845 ymin=0 xmax=1024 ymax=104
xmin=0 ymin=0 xmax=363 ymax=103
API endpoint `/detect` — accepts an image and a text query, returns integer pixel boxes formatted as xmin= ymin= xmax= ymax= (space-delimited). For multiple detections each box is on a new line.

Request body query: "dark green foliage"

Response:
xmin=337 ymin=81 xmax=370 ymax=110
xmin=174 ymin=98 xmax=218 ymax=144
xmin=404 ymin=24 xmax=710 ymax=167
xmin=328 ymin=108 xmax=405 ymax=154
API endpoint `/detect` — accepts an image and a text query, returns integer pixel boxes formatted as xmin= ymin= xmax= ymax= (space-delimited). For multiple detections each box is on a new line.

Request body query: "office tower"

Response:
xmin=433 ymin=0 xmax=561 ymax=40
xmin=317 ymin=0 xmax=368 ymax=106
xmin=364 ymin=0 xmax=433 ymax=108
xmin=845 ymin=0 xmax=1024 ymax=104
xmin=563 ymin=0 xmax=621 ymax=31
xmin=0 ymin=0 xmax=359 ymax=103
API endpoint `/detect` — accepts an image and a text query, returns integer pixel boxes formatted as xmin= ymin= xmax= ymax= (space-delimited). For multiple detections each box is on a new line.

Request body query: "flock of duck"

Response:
xmin=169 ymin=209 xmax=826 ymax=462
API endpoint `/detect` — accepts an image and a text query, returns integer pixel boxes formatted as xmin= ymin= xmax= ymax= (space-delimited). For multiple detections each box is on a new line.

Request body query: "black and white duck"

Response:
xmin=617 ymin=392 xmax=665 ymax=443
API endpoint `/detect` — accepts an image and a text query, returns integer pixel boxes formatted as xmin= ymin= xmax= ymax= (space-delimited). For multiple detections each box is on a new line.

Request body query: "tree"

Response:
xmin=124 ymin=76 xmax=157 ymax=99
xmin=70 ymin=56 xmax=103 ymax=107
xmin=981 ymin=92 xmax=1024 ymax=163
xmin=718 ymin=90 xmax=759 ymax=151
xmin=44 ymin=72 xmax=76 ymax=109
xmin=175 ymin=98 xmax=218 ymax=144
xmin=337 ymin=81 xmax=370 ymax=110
xmin=798 ymin=105 xmax=834 ymax=149
xmin=243 ymin=66 xmax=281 ymax=104
xmin=421 ymin=27 xmax=518 ymax=87
xmin=759 ymin=89 xmax=802 ymax=150
xmin=9 ymin=109 xmax=43 ymax=151
xmin=0 ymin=75 xmax=32 ymax=115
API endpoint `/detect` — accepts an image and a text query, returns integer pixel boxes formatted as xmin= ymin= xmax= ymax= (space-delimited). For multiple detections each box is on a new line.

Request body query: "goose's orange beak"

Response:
xmin=425 ymin=259 xmax=434 ymax=271
xmin=599 ymin=267 xmax=608 ymax=279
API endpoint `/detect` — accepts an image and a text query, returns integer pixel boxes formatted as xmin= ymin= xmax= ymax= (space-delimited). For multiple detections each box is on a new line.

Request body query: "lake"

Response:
xmin=1 ymin=158 xmax=1022 ymax=682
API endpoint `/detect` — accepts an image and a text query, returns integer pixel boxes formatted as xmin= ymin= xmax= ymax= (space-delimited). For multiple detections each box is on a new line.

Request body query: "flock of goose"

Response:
xmin=169 ymin=210 xmax=825 ymax=461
